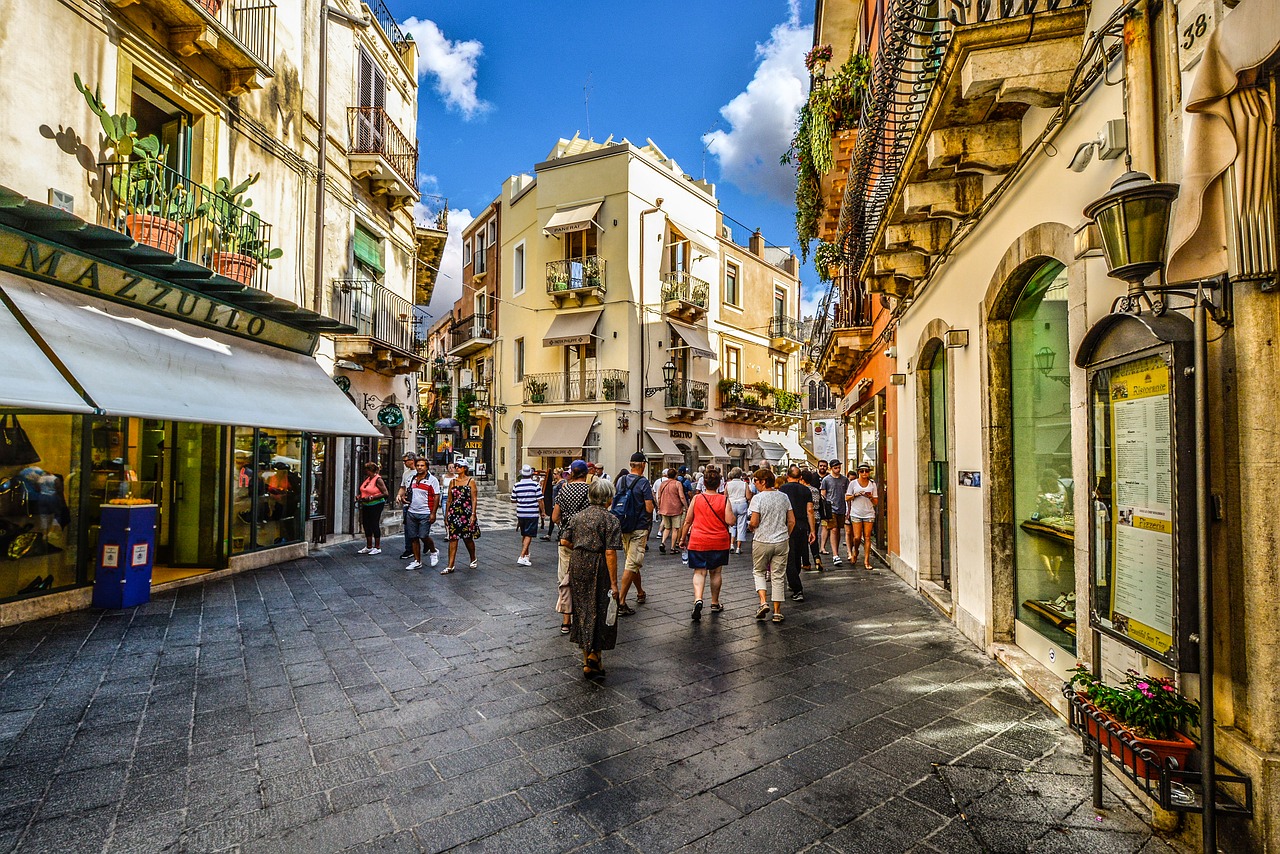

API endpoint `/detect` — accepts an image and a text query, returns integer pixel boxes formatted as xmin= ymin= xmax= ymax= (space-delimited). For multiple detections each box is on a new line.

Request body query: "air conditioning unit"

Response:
xmin=721 ymin=224 xmax=732 ymax=240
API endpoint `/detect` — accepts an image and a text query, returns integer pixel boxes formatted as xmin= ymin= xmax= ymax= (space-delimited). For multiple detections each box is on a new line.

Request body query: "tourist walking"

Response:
xmin=613 ymin=452 xmax=654 ymax=615
xmin=676 ymin=466 xmax=735 ymax=620
xmin=441 ymin=459 xmax=479 ymax=575
xmin=779 ymin=465 xmax=816 ymax=601
xmin=560 ymin=478 xmax=621 ymax=679
xmin=848 ymin=463 xmax=880 ymax=569
xmin=396 ymin=452 xmax=418 ymax=559
xmin=400 ymin=458 xmax=440 ymax=570
xmin=540 ymin=467 xmax=561 ymax=541
xmin=748 ymin=469 xmax=794 ymax=622
xmin=724 ymin=467 xmax=750 ymax=554
xmin=820 ymin=460 xmax=850 ymax=563
xmin=511 ymin=464 xmax=544 ymax=566
xmin=551 ymin=460 xmax=591 ymax=634
xmin=655 ymin=467 xmax=687 ymax=556
xmin=803 ymin=468 xmax=824 ymax=572
xmin=355 ymin=461 xmax=389 ymax=555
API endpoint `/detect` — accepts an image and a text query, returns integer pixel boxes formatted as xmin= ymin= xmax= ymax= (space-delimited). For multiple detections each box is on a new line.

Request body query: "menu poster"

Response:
xmin=1107 ymin=356 xmax=1175 ymax=655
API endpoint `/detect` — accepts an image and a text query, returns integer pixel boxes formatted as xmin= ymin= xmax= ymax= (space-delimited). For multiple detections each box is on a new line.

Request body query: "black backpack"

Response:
xmin=610 ymin=474 xmax=650 ymax=533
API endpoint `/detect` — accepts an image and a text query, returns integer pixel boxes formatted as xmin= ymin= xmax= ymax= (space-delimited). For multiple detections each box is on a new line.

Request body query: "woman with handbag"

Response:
xmin=356 ymin=462 xmax=389 ymax=555
xmin=560 ymin=478 xmax=621 ymax=679
xmin=676 ymin=466 xmax=735 ymax=621
xmin=441 ymin=458 xmax=480 ymax=574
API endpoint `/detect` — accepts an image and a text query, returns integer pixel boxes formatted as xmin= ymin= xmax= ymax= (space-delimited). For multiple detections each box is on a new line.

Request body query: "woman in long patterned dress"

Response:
xmin=559 ymin=478 xmax=621 ymax=679
xmin=441 ymin=459 xmax=479 ymax=574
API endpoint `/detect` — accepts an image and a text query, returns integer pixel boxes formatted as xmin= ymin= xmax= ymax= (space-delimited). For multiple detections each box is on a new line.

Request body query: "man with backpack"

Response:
xmin=613 ymin=452 xmax=655 ymax=615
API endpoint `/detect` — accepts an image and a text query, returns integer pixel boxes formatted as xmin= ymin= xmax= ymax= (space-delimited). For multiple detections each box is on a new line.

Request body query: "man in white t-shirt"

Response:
xmin=397 ymin=453 xmax=417 ymax=559
xmin=399 ymin=458 xmax=440 ymax=570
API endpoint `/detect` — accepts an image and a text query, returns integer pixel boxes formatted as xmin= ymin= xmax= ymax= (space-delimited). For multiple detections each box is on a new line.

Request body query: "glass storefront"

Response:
xmin=851 ymin=395 xmax=887 ymax=552
xmin=1010 ymin=260 xmax=1076 ymax=653
xmin=231 ymin=427 xmax=306 ymax=554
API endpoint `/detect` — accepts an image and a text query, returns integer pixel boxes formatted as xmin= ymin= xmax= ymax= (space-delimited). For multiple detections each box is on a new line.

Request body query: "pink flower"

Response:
xmin=1162 ymin=684 xmax=1175 ymax=692
xmin=1137 ymin=681 xmax=1150 ymax=690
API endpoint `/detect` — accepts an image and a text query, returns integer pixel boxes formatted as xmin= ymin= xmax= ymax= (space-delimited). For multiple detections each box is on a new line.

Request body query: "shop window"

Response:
xmin=1010 ymin=260 xmax=1076 ymax=652
xmin=231 ymin=428 xmax=305 ymax=554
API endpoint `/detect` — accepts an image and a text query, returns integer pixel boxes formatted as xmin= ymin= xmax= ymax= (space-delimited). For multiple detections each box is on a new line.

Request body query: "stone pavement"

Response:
xmin=0 ymin=528 xmax=1187 ymax=853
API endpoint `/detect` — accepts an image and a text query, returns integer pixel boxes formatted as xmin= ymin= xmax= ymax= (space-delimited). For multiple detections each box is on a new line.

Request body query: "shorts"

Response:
xmin=518 ymin=517 xmax=539 ymax=538
xmin=687 ymin=549 xmax=730 ymax=570
xmin=661 ymin=513 xmax=684 ymax=531
xmin=825 ymin=512 xmax=846 ymax=528
xmin=849 ymin=515 xmax=875 ymax=524
xmin=404 ymin=512 xmax=432 ymax=540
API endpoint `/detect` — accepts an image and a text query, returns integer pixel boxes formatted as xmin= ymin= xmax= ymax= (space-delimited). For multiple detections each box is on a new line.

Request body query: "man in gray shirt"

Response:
xmin=820 ymin=460 xmax=850 ymax=565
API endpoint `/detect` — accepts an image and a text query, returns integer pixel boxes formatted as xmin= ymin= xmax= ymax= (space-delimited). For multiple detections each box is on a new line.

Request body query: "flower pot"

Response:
xmin=198 ymin=0 xmax=224 ymax=13
xmin=530 ymin=394 xmax=545 ymax=404
xmin=1076 ymin=694 xmax=1196 ymax=780
xmin=125 ymin=214 xmax=183 ymax=255
xmin=212 ymin=251 xmax=259 ymax=285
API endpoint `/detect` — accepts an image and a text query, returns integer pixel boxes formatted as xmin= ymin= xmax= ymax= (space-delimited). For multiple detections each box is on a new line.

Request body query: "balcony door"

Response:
xmin=564 ymin=229 xmax=597 ymax=289
xmin=564 ymin=342 xmax=597 ymax=402
xmin=132 ymin=80 xmax=191 ymax=178
xmin=356 ymin=48 xmax=387 ymax=151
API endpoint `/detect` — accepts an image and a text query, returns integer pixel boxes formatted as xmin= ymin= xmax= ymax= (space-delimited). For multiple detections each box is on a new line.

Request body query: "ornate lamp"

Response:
xmin=1083 ymin=171 xmax=1179 ymax=286
xmin=1034 ymin=346 xmax=1056 ymax=376
xmin=472 ymin=384 xmax=488 ymax=407
xmin=644 ymin=361 xmax=679 ymax=398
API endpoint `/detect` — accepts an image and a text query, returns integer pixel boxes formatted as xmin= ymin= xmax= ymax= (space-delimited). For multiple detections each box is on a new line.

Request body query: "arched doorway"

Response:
xmin=921 ymin=341 xmax=952 ymax=589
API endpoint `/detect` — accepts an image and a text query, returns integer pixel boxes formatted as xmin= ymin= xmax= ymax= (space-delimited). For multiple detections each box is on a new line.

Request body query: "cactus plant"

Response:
xmin=209 ymin=173 xmax=284 ymax=267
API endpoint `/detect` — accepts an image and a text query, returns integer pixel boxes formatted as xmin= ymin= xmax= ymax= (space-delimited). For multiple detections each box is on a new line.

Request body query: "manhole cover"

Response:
xmin=409 ymin=617 xmax=481 ymax=636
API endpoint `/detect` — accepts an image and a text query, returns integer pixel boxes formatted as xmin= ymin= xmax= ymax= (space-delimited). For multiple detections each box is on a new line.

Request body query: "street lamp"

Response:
xmin=472 ymin=384 xmax=489 ymax=408
xmin=644 ymin=360 xmax=678 ymax=397
xmin=1082 ymin=171 xmax=1178 ymax=287
xmin=1033 ymin=346 xmax=1055 ymax=375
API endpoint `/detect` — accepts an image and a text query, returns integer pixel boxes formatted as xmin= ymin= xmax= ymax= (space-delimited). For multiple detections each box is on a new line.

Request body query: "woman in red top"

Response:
xmin=677 ymin=466 xmax=736 ymax=621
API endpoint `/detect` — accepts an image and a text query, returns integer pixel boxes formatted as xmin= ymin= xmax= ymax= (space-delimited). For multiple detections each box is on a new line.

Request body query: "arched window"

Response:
xmin=808 ymin=380 xmax=818 ymax=412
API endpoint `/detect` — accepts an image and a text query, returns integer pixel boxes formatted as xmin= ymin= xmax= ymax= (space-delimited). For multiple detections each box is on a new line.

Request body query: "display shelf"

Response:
xmin=1020 ymin=518 xmax=1074 ymax=545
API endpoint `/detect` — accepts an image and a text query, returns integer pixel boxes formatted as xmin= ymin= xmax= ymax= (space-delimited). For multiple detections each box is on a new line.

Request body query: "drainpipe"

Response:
xmin=637 ymin=199 xmax=663 ymax=454
xmin=1122 ymin=0 xmax=1159 ymax=175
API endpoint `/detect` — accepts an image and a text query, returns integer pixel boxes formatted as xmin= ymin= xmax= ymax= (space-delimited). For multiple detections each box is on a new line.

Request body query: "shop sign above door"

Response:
xmin=0 ymin=230 xmax=316 ymax=354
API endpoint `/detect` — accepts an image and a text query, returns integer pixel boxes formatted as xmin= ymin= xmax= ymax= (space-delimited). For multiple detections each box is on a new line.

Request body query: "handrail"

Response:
xmin=448 ymin=312 xmax=494 ymax=349
xmin=348 ymin=106 xmax=418 ymax=187
xmin=660 ymin=271 xmax=710 ymax=307
xmin=665 ymin=379 xmax=709 ymax=411
xmin=522 ymin=370 xmax=630 ymax=405
xmin=365 ymin=0 xmax=411 ymax=54
xmin=546 ymin=257 xmax=606 ymax=294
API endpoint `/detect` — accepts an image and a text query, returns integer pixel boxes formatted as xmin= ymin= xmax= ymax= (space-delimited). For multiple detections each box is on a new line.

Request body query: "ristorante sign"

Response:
xmin=0 ymin=229 xmax=316 ymax=353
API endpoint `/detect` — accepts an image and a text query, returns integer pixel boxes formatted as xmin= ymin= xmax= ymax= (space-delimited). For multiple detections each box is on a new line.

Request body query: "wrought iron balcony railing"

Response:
xmin=98 ymin=160 xmax=277 ymax=291
xmin=660 ymin=271 xmax=710 ymax=307
xmin=330 ymin=279 xmax=416 ymax=352
xmin=191 ymin=0 xmax=276 ymax=73
xmin=769 ymin=315 xmax=803 ymax=341
xmin=665 ymin=379 xmax=709 ymax=412
xmin=366 ymin=0 xmax=411 ymax=54
xmin=449 ymin=312 xmax=494 ymax=350
xmin=546 ymin=257 xmax=605 ymax=295
xmin=348 ymin=107 xmax=418 ymax=188
xmin=522 ymin=370 xmax=630 ymax=405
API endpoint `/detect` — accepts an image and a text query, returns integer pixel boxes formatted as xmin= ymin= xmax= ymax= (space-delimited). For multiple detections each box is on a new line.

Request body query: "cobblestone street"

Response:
xmin=0 ymin=528 xmax=1184 ymax=853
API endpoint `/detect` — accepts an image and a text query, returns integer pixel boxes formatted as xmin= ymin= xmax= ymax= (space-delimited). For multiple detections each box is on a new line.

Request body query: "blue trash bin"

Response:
xmin=92 ymin=504 xmax=157 ymax=609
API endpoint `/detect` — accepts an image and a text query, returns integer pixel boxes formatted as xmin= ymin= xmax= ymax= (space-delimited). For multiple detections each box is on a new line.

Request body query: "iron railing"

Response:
xmin=769 ymin=315 xmax=803 ymax=341
xmin=366 ymin=0 xmax=411 ymax=54
xmin=546 ymin=257 xmax=605 ymax=295
xmin=194 ymin=0 xmax=276 ymax=71
xmin=98 ymin=160 xmax=276 ymax=291
xmin=522 ymin=370 xmax=630 ymax=405
xmin=660 ymin=271 xmax=710 ymax=307
xmin=448 ymin=312 xmax=493 ymax=350
xmin=330 ymin=279 xmax=416 ymax=352
xmin=348 ymin=106 xmax=418 ymax=187
xmin=665 ymin=379 xmax=709 ymax=412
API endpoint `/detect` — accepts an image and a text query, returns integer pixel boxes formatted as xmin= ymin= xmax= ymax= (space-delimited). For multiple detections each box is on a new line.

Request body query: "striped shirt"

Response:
xmin=511 ymin=477 xmax=542 ymax=519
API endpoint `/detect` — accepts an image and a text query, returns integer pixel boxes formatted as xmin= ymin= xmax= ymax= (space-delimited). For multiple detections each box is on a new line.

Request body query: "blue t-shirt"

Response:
xmin=615 ymin=472 xmax=655 ymax=520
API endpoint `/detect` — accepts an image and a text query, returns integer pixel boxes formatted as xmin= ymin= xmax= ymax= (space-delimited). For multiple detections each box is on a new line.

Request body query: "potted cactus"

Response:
xmin=526 ymin=378 xmax=548 ymax=404
xmin=208 ymin=174 xmax=283 ymax=285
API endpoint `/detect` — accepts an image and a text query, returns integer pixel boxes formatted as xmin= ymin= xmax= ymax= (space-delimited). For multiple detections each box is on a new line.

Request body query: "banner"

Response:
xmin=811 ymin=419 xmax=837 ymax=461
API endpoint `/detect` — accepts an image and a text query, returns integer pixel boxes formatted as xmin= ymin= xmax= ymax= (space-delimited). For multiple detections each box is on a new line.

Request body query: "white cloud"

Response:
xmin=703 ymin=4 xmax=811 ymax=203
xmin=402 ymin=18 xmax=489 ymax=119
xmin=799 ymin=281 xmax=823 ymax=320
xmin=419 ymin=206 xmax=473 ymax=326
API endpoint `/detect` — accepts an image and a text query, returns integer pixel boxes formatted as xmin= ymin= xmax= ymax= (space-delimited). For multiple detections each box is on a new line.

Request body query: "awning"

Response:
xmin=544 ymin=202 xmax=603 ymax=236
xmin=1167 ymin=0 xmax=1280 ymax=282
xmin=1 ymin=275 xmax=380 ymax=436
xmin=754 ymin=440 xmax=786 ymax=462
xmin=645 ymin=429 xmax=682 ymax=457
xmin=666 ymin=217 xmax=718 ymax=259
xmin=0 ymin=292 xmax=93 ymax=413
xmin=777 ymin=434 xmax=810 ymax=463
xmin=722 ymin=437 xmax=754 ymax=448
xmin=543 ymin=309 xmax=603 ymax=347
xmin=668 ymin=321 xmax=714 ymax=359
xmin=527 ymin=414 xmax=596 ymax=456
xmin=698 ymin=432 xmax=729 ymax=460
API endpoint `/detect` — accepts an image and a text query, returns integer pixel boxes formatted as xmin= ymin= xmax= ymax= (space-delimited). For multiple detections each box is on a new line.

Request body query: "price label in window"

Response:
xmin=1177 ymin=0 xmax=1215 ymax=71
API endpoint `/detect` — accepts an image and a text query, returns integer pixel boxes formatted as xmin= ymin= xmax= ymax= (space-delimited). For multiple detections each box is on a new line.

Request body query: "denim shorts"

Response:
xmin=687 ymin=549 xmax=730 ymax=570
xmin=518 ymin=517 xmax=539 ymax=538
xmin=404 ymin=512 xmax=433 ymax=540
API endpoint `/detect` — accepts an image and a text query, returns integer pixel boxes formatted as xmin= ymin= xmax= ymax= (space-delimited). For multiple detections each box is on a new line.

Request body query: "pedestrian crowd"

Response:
xmin=352 ymin=453 xmax=878 ymax=681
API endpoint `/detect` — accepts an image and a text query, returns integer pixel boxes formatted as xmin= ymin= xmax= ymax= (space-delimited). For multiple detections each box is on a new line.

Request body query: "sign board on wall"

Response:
xmin=811 ymin=419 xmax=837 ymax=461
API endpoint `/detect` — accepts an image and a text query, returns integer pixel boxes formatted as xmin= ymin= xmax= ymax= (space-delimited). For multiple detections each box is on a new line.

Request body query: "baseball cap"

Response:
xmin=629 ymin=451 xmax=647 ymax=463
xmin=520 ymin=464 xmax=533 ymax=476
xmin=570 ymin=460 xmax=589 ymax=476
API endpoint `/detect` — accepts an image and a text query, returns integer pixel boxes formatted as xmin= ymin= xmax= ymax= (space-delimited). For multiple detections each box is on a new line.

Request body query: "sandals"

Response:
xmin=691 ymin=600 xmax=703 ymax=622
xmin=616 ymin=603 xmax=635 ymax=616
xmin=755 ymin=603 xmax=770 ymax=620
xmin=583 ymin=653 xmax=605 ymax=679
xmin=635 ymin=593 xmax=647 ymax=605
xmin=560 ymin=624 xmax=571 ymax=635
xmin=709 ymin=603 xmax=724 ymax=613
xmin=440 ymin=566 xmax=455 ymax=575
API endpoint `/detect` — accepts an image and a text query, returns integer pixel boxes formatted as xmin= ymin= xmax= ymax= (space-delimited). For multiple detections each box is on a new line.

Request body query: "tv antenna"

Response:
xmin=584 ymin=73 xmax=593 ymax=138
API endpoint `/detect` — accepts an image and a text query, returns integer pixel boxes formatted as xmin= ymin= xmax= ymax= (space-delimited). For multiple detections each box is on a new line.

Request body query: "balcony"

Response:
xmin=329 ymin=279 xmax=424 ymax=376
xmin=105 ymin=0 xmax=275 ymax=94
xmin=661 ymin=271 xmax=710 ymax=322
xmin=98 ymin=159 xmax=280 ymax=293
xmin=522 ymin=370 xmax=630 ymax=405
xmin=448 ymin=312 xmax=494 ymax=357
xmin=348 ymin=107 xmax=419 ymax=210
xmin=665 ymin=380 xmax=709 ymax=418
xmin=718 ymin=382 xmax=802 ymax=427
xmin=769 ymin=315 xmax=803 ymax=352
xmin=366 ymin=0 xmax=413 ymax=56
xmin=814 ymin=279 xmax=876 ymax=388
xmin=546 ymin=257 xmax=605 ymax=306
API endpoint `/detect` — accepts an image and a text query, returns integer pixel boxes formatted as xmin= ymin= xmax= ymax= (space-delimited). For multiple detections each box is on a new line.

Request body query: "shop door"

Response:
xmin=170 ymin=422 xmax=220 ymax=566
xmin=926 ymin=348 xmax=951 ymax=588
xmin=854 ymin=397 xmax=888 ymax=552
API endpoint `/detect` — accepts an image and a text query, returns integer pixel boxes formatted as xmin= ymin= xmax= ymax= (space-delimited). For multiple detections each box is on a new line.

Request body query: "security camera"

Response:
xmin=884 ymin=346 xmax=898 ymax=359
xmin=1068 ymin=142 xmax=1095 ymax=173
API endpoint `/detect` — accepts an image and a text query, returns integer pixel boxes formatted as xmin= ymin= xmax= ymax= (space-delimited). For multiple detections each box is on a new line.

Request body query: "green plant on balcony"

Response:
xmin=602 ymin=377 xmax=625 ymax=401
xmin=718 ymin=378 xmax=742 ymax=406
xmin=526 ymin=378 xmax=548 ymax=404
xmin=207 ymin=173 xmax=283 ymax=284
xmin=813 ymin=241 xmax=843 ymax=283
xmin=741 ymin=393 xmax=761 ymax=409
xmin=749 ymin=381 xmax=774 ymax=399
xmin=456 ymin=390 xmax=476 ymax=431
xmin=774 ymin=389 xmax=800 ymax=413
xmin=690 ymin=385 xmax=707 ymax=409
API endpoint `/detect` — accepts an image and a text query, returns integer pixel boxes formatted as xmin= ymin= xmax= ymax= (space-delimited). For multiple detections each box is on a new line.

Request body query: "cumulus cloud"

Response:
xmin=402 ymin=18 xmax=489 ymax=119
xmin=418 ymin=206 xmax=473 ymax=326
xmin=703 ymin=3 xmax=811 ymax=203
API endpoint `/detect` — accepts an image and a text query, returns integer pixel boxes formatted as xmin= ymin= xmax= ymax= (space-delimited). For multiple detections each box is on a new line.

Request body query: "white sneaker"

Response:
xmin=369 ymin=548 xmax=382 ymax=555
xmin=405 ymin=560 xmax=421 ymax=571
xmin=832 ymin=555 xmax=842 ymax=565
xmin=469 ymin=560 xmax=479 ymax=569
xmin=516 ymin=556 xmax=532 ymax=566
xmin=428 ymin=550 xmax=440 ymax=567
xmin=357 ymin=547 xmax=372 ymax=554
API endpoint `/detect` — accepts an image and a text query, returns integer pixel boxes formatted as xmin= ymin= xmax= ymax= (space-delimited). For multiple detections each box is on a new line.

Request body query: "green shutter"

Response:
xmin=353 ymin=228 xmax=385 ymax=274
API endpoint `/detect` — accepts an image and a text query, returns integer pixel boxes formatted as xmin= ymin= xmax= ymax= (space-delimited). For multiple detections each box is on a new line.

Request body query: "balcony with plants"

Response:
xmin=660 ymin=270 xmax=710 ymax=323
xmin=348 ymin=106 xmax=419 ymax=210
xmin=329 ymin=278 xmax=424 ymax=376
xmin=103 ymin=0 xmax=275 ymax=94
xmin=664 ymin=379 xmax=709 ymax=418
xmin=546 ymin=256 xmax=605 ymax=306
xmin=718 ymin=380 xmax=802 ymax=427
xmin=447 ymin=311 xmax=494 ymax=357
xmin=521 ymin=370 xmax=629 ymax=405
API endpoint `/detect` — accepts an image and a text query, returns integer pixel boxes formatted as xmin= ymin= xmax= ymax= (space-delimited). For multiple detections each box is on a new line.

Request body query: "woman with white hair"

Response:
xmin=559 ymin=477 xmax=622 ymax=679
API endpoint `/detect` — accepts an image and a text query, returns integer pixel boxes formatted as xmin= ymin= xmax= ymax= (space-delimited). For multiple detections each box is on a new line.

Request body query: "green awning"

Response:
xmin=354 ymin=228 xmax=385 ymax=274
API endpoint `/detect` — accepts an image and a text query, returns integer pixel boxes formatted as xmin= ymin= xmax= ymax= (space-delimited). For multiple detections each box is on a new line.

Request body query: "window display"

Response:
xmin=231 ymin=427 xmax=305 ymax=554
xmin=1010 ymin=261 xmax=1076 ymax=652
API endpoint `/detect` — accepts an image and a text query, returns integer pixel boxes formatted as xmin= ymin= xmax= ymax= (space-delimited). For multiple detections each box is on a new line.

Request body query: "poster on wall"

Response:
xmin=811 ymin=419 xmax=837 ymax=461
xmin=1105 ymin=355 xmax=1175 ymax=656
xmin=435 ymin=434 xmax=454 ymax=458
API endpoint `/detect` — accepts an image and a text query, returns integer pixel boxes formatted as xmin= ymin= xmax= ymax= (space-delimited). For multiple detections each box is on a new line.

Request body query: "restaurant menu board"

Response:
xmin=1106 ymin=355 xmax=1175 ymax=656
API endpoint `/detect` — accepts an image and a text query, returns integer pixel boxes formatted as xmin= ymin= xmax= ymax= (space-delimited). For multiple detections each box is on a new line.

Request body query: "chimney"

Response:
xmin=749 ymin=229 xmax=764 ymax=257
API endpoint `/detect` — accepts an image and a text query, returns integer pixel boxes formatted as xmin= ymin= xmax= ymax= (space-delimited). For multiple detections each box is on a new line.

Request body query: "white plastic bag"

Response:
xmin=605 ymin=590 xmax=618 ymax=626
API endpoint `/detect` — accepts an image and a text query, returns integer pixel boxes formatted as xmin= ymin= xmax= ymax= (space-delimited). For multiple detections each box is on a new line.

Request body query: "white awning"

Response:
xmin=1 ymin=276 xmax=380 ymax=436
xmin=778 ymin=434 xmax=810 ymax=463
xmin=698 ymin=432 xmax=729 ymax=460
xmin=527 ymin=414 xmax=596 ymax=456
xmin=0 ymin=287 xmax=93 ymax=413
xmin=544 ymin=201 xmax=603 ymax=236
xmin=645 ymin=429 xmax=682 ymax=457
xmin=543 ymin=309 xmax=603 ymax=347
xmin=754 ymin=440 xmax=786 ymax=462
xmin=666 ymin=217 xmax=718 ymax=259
xmin=668 ymin=321 xmax=714 ymax=359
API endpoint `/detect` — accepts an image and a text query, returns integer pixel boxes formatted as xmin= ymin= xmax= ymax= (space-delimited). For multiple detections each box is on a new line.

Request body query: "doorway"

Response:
xmin=923 ymin=345 xmax=952 ymax=589
xmin=852 ymin=394 xmax=888 ymax=553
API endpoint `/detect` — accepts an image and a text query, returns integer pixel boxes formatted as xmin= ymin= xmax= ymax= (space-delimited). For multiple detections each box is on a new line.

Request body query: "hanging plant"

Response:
xmin=813 ymin=241 xmax=843 ymax=282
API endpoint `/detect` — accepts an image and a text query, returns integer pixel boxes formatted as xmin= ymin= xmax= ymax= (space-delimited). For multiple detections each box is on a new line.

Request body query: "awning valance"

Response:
xmin=543 ymin=309 xmax=603 ymax=347
xmin=777 ymin=434 xmax=810 ymax=463
xmin=527 ymin=414 xmax=596 ymax=456
xmin=698 ymin=432 xmax=729 ymax=460
xmin=544 ymin=202 xmax=603 ymax=236
xmin=0 ymin=292 xmax=93 ymax=414
xmin=668 ymin=321 xmax=714 ymax=359
xmin=666 ymin=217 xmax=718 ymax=259
xmin=0 ymin=275 xmax=380 ymax=436
xmin=645 ymin=429 xmax=682 ymax=457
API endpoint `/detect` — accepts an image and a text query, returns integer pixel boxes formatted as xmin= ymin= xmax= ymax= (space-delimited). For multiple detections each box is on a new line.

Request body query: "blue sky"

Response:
xmin=387 ymin=0 xmax=818 ymax=323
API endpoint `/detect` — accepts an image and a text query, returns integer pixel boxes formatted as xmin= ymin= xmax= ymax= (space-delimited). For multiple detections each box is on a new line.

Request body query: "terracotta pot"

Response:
xmin=212 ymin=251 xmax=259 ymax=285
xmin=125 ymin=214 xmax=182 ymax=255
xmin=199 ymin=0 xmax=224 ymax=14
xmin=1077 ymin=694 xmax=1196 ymax=780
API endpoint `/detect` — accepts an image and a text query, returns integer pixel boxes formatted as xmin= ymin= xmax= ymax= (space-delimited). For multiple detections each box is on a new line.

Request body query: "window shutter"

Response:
xmin=353 ymin=227 xmax=385 ymax=274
